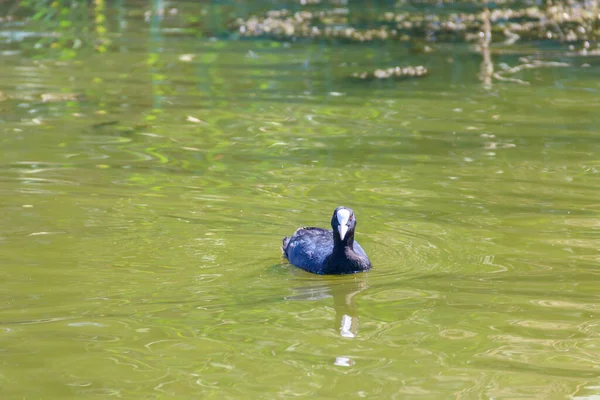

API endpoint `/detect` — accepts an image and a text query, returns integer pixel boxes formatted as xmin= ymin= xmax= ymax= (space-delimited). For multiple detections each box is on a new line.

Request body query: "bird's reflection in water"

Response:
xmin=284 ymin=273 xmax=369 ymax=339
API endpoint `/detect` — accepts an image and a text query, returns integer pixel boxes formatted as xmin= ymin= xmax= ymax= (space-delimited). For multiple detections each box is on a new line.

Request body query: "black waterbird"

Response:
xmin=282 ymin=207 xmax=371 ymax=275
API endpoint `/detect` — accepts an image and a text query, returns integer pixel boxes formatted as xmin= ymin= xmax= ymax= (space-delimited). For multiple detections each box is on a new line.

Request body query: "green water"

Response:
xmin=1 ymin=2 xmax=600 ymax=399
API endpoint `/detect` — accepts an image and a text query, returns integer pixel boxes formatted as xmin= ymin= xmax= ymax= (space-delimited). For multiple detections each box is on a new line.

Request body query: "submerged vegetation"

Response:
xmin=350 ymin=65 xmax=429 ymax=80
xmin=229 ymin=0 xmax=599 ymax=84
xmin=231 ymin=0 xmax=599 ymax=45
xmin=2 ymin=0 xmax=598 ymax=88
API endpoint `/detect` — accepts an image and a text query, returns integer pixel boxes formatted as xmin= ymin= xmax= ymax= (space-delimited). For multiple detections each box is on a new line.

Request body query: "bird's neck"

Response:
xmin=326 ymin=234 xmax=364 ymax=274
xmin=333 ymin=233 xmax=354 ymax=253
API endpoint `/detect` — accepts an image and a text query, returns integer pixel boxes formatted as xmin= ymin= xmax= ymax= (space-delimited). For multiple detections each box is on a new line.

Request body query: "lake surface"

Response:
xmin=1 ymin=1 xmax=599 ymax=398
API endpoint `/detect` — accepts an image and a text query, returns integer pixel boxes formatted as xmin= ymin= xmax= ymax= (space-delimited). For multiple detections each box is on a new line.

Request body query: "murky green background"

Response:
xmin=1 ymin=1 xmax=599 ymax=399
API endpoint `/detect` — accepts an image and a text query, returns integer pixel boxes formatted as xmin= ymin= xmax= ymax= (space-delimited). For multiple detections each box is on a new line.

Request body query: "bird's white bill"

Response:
xmin=336 ymin=209 xmax=350 ymax=240
xmin=338 ymin=225 xmax=348 ymax=240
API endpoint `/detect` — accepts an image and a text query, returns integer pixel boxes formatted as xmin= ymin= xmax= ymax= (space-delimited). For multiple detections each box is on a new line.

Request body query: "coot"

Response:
xmin=282 ymin=207 xmax=371 ymax=275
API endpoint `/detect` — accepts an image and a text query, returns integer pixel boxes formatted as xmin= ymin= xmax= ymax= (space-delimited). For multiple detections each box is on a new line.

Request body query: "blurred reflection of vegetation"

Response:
xmin=11 ymin=0 xmax=92 ymax=59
